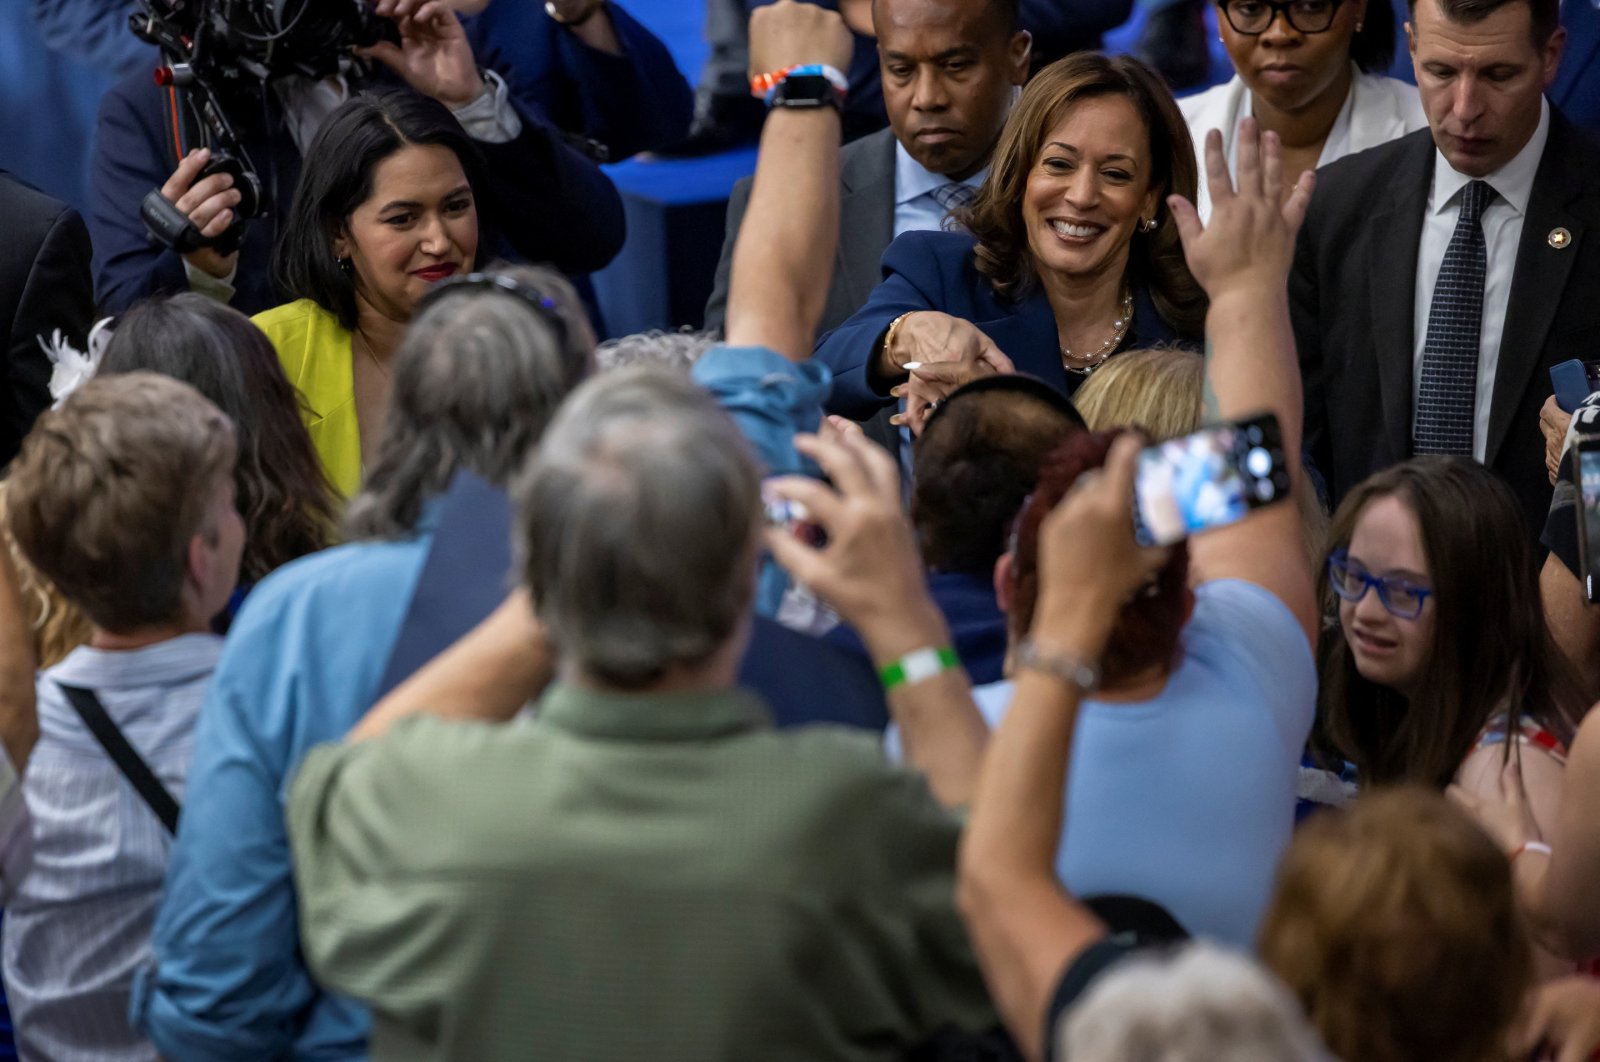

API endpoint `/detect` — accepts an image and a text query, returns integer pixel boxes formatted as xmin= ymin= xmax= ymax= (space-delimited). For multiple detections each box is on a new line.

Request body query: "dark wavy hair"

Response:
xmin=274 ymin=88 xmax=487 ymax=331
xmin=1316 ymin=457 xmax=1585 ymax=788
xmin=1008 ymin=429 xmax=1192 ymax=688
xmin=962 ymin=53 xmax=1208 ymax=337
xmin=102 ymin=294 xmax=337 ymax=582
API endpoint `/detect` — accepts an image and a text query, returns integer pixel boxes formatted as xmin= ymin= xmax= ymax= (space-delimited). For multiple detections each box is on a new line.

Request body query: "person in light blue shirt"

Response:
xmin=130 ymin=267 xmax=596 ymax=1061
xmin=0 ymin=373 xmax=245 ymax=1062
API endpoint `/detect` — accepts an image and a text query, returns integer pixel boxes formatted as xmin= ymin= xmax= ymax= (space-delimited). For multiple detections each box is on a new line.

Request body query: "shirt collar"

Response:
xmin=538 ymin=682 xmax=773 ymax=742
xmin=894 ymin=140 xmax=989 ymax=207
xmin=1430 ymin=96 xmax=1549 ymax=217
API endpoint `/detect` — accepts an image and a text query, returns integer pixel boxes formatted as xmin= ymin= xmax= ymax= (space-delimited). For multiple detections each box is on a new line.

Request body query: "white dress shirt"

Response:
xmin=892 ymin=141 xmax=988 ymax=238
xmin=1411 ymin=98 xmax=1550 ymax=462
xmin=1179 ymin=66 xmax=1427 ymax=221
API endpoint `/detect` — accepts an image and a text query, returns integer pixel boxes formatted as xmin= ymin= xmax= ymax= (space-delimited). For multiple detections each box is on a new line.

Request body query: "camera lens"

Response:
xmin=1246 ymin=446 xmax=1273 ymax=478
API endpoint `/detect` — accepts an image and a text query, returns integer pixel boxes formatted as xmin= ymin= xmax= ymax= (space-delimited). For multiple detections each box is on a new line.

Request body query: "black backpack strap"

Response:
xmin=56 ymin=683 xmax=180 ymax=834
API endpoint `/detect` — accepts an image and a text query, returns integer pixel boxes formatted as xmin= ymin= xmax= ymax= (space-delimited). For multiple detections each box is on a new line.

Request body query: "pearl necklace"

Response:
xmin=1061 ymin=287 xmax=1134 ymax=376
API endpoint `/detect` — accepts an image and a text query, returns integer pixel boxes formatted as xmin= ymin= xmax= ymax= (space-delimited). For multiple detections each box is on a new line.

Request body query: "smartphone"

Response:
xmin=1551 ymin=359 xmax=1600 ymax=413
xmin=1133 ymin=413 xmax=1292 ymax=548
xmin=1574 ymin=435 xmax=1600 ymax=603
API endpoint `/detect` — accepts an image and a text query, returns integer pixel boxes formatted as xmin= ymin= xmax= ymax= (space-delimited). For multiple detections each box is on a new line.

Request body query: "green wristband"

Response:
xmin=879 ymin=646 xmax=961 ymax=691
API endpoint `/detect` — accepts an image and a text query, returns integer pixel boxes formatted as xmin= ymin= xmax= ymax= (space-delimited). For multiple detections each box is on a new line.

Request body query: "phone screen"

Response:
xmin=1577 ymin=443 xmax=1600 ymax=603
xmin=1133 ymin=414 xmax=1291 ymax=547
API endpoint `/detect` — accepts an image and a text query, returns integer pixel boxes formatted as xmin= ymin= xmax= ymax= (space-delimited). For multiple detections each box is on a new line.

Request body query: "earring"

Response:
xmin=1356 ymin=20 xmax=1364 ymax=29
xmin=338 ymin=256 xmax=353 ymax=276
xmin=1139 ymin=216 xmax=1159 ymax=233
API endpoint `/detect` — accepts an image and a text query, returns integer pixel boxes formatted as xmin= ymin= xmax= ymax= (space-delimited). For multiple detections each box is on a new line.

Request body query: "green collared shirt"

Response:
xmin=288 ymin=684 xmax=995 ymax=1062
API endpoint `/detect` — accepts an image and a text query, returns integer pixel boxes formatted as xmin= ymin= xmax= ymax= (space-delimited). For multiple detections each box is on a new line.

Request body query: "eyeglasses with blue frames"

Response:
xmin=1326 ymin=549 xmax=1433 ymax=620
xmin=1218 ymin=0 xmax=1345 ymax=34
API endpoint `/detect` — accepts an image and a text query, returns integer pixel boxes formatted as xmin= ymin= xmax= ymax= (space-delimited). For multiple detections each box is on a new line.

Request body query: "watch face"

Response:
xmin=773 ymin=74 xmax=838 ymax=109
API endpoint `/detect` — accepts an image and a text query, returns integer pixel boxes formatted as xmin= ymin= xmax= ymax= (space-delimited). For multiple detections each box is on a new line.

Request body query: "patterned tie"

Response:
xmin=931 ymin=181 xmax=978 ymax=215
xmin=1414 ymin=179 xmax=1495 ymax=456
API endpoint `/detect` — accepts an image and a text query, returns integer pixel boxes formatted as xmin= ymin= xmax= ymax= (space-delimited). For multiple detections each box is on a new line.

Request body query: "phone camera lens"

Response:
xmin=1247 ymin=426 xmax=1264 ymax=444
xmin=1255 ymin=479 xmax=1277 ymax=502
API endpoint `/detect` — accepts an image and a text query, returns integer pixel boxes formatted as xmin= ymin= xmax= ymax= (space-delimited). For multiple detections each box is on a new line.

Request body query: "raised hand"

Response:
xmin=360 ymin=0 xmax=484 ymax=109
xmin=1167 ymin=119 xmax=1314 ymax=302
xmin=748 ymin=0 xmax=854 ymax=78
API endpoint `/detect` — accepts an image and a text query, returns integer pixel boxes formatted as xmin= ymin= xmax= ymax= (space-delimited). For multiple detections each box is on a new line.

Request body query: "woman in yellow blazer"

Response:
xmin=249 ymin=17 xmax=626 ymax=496
xmin=254 ymin=89 xmax=483 ymax=498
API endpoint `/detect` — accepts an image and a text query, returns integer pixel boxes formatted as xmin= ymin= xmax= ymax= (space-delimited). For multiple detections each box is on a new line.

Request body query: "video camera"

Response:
xmin=132 ymin=0 xmax=399 ymax=252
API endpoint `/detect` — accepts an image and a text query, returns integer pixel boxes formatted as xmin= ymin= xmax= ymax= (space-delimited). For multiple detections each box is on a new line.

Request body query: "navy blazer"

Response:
xmin=1554 ymin=0 xmax=1600 ymax=137
xmin=814 ymin=229 xmax=1197 ymax=420
xmin=462 ymin=2 xmax=692 ymax=160
xmin=90 ymin=69 xmax=626 ymax=316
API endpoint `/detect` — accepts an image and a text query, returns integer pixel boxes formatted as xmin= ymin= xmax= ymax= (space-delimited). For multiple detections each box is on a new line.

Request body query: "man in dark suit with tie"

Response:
xmin=0 ymin=172 xmax=94 ymax=467
xmin=1292 ymin=0 xmax=1600 ymax=533
xmin=704 ymin=0 xmax=1032 ymax=336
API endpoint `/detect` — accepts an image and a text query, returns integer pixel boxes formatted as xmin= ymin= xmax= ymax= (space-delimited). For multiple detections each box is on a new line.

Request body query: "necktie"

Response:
xmin=931 ymin=182 xmax=977 ymax=215
xmin=1414 ymin=179 xmax=1494 ymax=456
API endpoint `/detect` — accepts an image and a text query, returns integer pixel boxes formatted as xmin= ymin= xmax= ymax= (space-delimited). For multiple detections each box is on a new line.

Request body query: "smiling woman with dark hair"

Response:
xmin=254 ymin=76 xmax=623 ymax=497
xmin=815 ymin=53 xmax=1206 ymax=426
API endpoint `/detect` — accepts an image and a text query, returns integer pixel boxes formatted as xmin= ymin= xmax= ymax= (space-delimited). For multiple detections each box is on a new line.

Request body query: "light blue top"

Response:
xmin=692 ymin=344 xmax=831 ymax=617
xmin=894 ymin=579 xmax=1315 ymax=949
xmin=892 ymin=141 xmax=988 ymax=237
xmin=129 ymin=525 xmax=436 ymax=1061
xmin=4 ymin=635 xmax=223 ymax=1062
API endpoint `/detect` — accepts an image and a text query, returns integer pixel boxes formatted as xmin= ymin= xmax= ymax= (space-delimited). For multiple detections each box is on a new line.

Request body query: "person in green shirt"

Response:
xmin=287 ymin=361 xmax=1001 ymax=1061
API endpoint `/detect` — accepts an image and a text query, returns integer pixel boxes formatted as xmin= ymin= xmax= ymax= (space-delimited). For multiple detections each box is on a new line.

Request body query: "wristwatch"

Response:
xmin=769 ymin=74 xmax=841 ymax=112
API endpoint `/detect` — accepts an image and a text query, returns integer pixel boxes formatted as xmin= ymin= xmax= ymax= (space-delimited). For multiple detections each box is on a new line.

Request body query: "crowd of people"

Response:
xmin=0 ymin=0 xmax=1598 ymax=1058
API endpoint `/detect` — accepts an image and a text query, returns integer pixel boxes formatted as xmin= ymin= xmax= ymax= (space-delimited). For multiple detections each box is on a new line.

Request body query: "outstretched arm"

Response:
xmin=957 ymin=436 xmax=1172 ymax=1062
xmin=723 ymin=0 xmax=853 ymax=361
xmin=1169 ymin=121 xmax=1318 ymax=644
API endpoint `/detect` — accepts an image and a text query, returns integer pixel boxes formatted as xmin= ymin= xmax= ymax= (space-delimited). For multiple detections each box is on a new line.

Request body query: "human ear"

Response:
xmin=1009 ymin=30 xmax=1033 ymax=83
xmin=994 ymin=553 xmax=1014 ymax=614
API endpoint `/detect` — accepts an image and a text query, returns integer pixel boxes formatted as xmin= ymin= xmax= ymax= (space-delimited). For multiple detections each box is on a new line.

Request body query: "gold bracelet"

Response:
xmin=881 ymin=312 xmax=915 ymax=373
xmin=545 ymin=0 xmax=605 ymax=27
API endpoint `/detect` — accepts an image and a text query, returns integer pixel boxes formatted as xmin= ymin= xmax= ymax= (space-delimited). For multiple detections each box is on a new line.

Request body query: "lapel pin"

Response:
xmin=1549 ymin=227 xmax=1572 ymax=249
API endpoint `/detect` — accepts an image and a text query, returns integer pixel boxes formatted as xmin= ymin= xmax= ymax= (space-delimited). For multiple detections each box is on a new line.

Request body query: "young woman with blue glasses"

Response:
xmin=1316 ymin=458 xmax=1587 ymax=908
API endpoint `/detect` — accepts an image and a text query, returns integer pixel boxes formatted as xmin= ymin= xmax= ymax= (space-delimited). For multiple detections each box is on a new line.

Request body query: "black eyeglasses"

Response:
xmin=1326 ymin=549 xmax=1433 ymax=620
xmin=1218 ymin=0 xmax=1345 ymax=34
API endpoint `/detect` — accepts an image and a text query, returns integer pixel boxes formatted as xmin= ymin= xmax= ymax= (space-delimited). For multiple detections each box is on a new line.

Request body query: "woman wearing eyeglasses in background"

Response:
xmin=1180 ymin=0 xmax=1424 ymax=220
xmin=1316 ymin=456 xmax=1588 ymax=970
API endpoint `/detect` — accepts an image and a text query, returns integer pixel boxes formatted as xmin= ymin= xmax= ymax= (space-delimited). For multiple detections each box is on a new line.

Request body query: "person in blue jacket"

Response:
xmin=461 ymin=0 xmax=692 ymax=160
xmin=813 ymin=51 xmax=1206 ymax=425
xmin=88 ymin=1 xmax=626 ymax=316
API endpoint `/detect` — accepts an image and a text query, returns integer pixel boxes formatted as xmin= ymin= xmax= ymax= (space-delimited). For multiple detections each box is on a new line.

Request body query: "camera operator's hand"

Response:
xmin=748 ymin=0 xmax=854 ymax=78
xmin=361 ymin=0 xmax=485 ymax=110
xmin=159 ymin=148 xmax=241 ymax=280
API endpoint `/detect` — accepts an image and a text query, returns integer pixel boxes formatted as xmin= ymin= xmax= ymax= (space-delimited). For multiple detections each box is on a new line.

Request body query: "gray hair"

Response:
xmin=344 ymin=265 xmax=596 ymax=539
xmin=594 ymin=329 xmax=716 ymax=375
xmin=1060 ymin=944 xmax=1330 ymax=1062
xmin=515 ymin=366 xmax=761 ymax=688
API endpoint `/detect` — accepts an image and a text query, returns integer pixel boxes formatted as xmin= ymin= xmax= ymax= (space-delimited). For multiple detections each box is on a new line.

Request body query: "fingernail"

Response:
xmin=889 ymin=415 xmax=905 ymax=426
xmin=902 ymin=361 xmax=922 ymax=371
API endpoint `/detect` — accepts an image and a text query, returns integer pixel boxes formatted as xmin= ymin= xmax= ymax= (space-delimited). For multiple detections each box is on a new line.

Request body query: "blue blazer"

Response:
xmin=814 ymin=229 xmax=1198 ymax=420
xmin=462 ymin=2 xmax=692 ymax=160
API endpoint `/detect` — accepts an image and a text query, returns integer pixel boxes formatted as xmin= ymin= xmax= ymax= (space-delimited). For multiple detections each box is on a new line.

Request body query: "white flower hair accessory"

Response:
xmin=37 ymin=317 xmax=115 ymax=408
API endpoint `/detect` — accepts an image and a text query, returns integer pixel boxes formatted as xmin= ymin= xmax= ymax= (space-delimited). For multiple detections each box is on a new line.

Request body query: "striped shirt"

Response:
xmin=1 ymin=635 xmax=221 ymax=1062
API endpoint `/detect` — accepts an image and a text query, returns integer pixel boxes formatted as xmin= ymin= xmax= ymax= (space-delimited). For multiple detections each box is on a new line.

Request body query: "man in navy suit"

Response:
xmin=1292 ymin=0 xmax=1600 ymax=533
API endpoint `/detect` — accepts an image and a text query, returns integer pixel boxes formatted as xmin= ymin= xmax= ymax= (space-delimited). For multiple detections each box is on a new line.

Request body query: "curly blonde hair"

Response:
xmin=0 ymin=482 xmax=90 ymax=668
